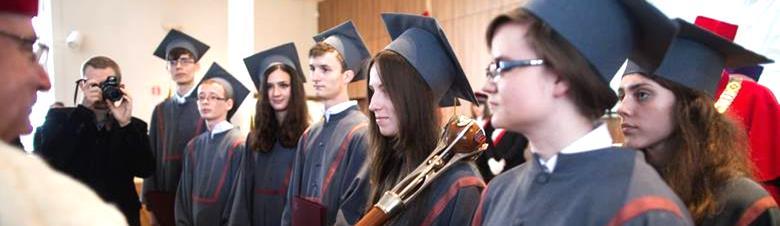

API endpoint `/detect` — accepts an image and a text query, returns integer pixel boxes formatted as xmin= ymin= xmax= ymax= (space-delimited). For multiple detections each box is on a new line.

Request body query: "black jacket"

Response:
xmin=475 ymin=119 xmax=527 ymax=182
xmin=36 ymin=105 xmax=155 ymax=226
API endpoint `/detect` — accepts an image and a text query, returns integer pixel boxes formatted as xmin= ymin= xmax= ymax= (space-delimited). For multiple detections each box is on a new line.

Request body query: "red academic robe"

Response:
xmin=715 ymin=72 xmax=780 ymax=201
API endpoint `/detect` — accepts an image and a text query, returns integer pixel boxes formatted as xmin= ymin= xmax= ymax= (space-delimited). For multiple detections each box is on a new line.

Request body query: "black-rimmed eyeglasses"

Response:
xmin=485 ymin=58 xmax=545 ymax=82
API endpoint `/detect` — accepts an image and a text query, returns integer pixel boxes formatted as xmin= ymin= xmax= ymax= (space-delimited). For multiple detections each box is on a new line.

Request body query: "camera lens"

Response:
xmin=103 ymin=87 xmax=123 ymax=102
xmin=100 ymin=76 xmax=123 ymax=102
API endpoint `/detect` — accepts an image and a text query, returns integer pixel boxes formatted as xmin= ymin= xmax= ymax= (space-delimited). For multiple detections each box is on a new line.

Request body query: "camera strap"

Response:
xmin=73 ymin=79 xmax=86 ymax=105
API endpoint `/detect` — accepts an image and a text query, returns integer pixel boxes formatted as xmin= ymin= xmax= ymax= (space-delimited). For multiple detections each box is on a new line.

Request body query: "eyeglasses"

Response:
xmin=197 ymin=95 xmax=227 ymax=102
xmin=168 ymin=58 xmax=195 ymax=66
xmin=485 ymin=58 xmax=545 ymax=82
xmin=0 ymin=30 xmax=49 ymax=66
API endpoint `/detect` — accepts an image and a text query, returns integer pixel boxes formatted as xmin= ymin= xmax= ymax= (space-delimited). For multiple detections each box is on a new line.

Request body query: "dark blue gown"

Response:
xmin=228 ymin=140 xmax=296 ymax=226
xmin=144 ymin=95 xmax=206 ymax=226
xmin=701 ymin=177 xmax=780 ymax=226
xmin=380 ymin=162 xmax=485 ymax=226
xmin=474 ymin=148 xmax=694 ymax=226
xmin=281 ymin=106 xmax=369 ymax=226
xmin=175 ymin=127 xmax=245 ymax=226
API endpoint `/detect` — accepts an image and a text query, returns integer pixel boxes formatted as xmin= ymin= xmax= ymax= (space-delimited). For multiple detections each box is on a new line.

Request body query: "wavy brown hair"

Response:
xmin=366 ymin=50 xmax=441 ymax=224
xmin=249 ymin=64 xmax=310 ymax=152
xmin=647 ymin=75 xmax=753 ymax=224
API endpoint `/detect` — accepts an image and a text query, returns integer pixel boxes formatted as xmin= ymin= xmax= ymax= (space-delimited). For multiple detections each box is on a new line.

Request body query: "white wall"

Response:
xmin=251 ymin=0 xmax=321 ymax=121
xmin=254 ymin=0 xmax=318 ymax=58
xmin=648 ymin=0 xmax=780 ymax=99
xmin=50 ymin=0 xmax=228 ymax=123
xmin=48 ymin=0 xmax=319 ymax=127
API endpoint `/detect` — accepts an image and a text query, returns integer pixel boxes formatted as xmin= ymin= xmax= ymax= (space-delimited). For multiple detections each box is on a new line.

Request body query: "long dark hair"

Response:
xmin=648 ymin=75 xmax=753 ymax=224
xmin=249 ymin=64 xmax=310 ymax=152
xmin=366 ymin=50 xmax=441 ymax=223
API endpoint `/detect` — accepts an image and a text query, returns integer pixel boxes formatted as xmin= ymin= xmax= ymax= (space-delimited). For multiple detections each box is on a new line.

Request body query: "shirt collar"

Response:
xmin=534 ymin=123 xmax=613 ymax=173
xmin=323 ymin=100 xmax=357 ymax=122
xmin=209 ymin=120 xmax=234 ymax=138
xmin=172 ymin=86 xmax=195 ymax=104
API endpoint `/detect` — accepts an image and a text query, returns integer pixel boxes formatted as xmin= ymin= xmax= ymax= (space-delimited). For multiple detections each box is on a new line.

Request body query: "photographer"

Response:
xmin=36 ymin=56 xmax=155 ymax=226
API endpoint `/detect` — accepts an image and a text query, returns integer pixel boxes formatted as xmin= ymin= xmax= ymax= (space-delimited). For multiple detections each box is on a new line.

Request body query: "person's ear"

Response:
xmin=226 ymin=98 xmax=234 ymax=110
xmin=552 ymin=74 xmax=570 ymax=98
xmin=342 ymin=69 xmax=355 ymax=84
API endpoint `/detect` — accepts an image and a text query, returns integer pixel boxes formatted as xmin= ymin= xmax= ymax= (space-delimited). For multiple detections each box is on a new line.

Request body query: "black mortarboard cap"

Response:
xmin=381 ymin=13 xmax=477 ymax=107
xmin=523 ymin=0 xmax=677 ymax=83
xmin=153 ymin=29 xmax=210 ymax=62
xmin=243 ymin=42 xmax=305 ymax=91
xmin=624 ymin=19 xmax=773 ymax=96
xmin=728 ymin=65 xmax=764 ymax=82
xmin=313 ymin=21 xmax=370 ymax=82
xmin=196 ymin=63 xmax=250 ymax=120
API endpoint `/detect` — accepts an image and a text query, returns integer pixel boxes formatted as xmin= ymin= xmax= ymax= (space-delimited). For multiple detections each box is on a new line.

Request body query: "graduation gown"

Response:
xmin=145 ymin=95 xmax=206 ymax=226
xmin=281 ymin=106 xmax=369 ymax=226
xmin=473 ymin=148 xmax=693 ymax=226
xmin=175 ymin=127 xmax=245 ymax=226
xmin=143 ymin=95 xmax=206 ymax=195
xmin=36 ymin=106 xmax=155 ymax=226
xmin=700 ymin=177 xmax=780 ymax=226
xmin=379 ymin=162 xmax=484 ymax=226
xmin=228 ymin=140 xmax=296 ymax=226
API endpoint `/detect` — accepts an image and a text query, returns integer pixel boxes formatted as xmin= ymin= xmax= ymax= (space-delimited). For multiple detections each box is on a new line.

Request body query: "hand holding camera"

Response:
xmin=79 ymin=79 xmax=104 ymax=110
xmin=79 ymin=75 xmax=132 ymax=127
xmin=107 ymin=86 xmax=132 ymax=127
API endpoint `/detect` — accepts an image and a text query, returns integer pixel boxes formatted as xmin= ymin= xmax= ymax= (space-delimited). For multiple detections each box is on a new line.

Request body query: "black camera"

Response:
xmin=100 ymin=76 xmax=123 ymax=102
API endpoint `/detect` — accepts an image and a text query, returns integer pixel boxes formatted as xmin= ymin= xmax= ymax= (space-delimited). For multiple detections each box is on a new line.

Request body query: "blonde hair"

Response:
xmin=199 ymin=77 xmax=234 ymax=99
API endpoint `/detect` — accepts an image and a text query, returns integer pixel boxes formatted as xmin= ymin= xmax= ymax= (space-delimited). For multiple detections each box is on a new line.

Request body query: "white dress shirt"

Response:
xmin=534 ymin=124 xmax=614 ymax=173
xmin=323 ymin=100 xmax=358 ymax=123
